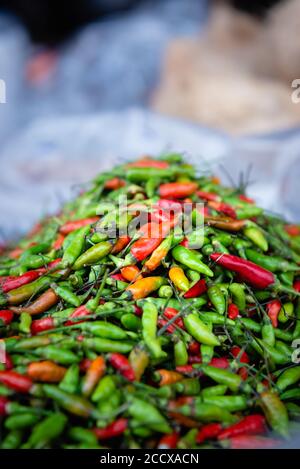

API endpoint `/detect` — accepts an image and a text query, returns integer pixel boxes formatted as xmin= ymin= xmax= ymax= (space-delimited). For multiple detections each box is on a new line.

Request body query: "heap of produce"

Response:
xmin=0 ymin=154 xmax=300 ymax=449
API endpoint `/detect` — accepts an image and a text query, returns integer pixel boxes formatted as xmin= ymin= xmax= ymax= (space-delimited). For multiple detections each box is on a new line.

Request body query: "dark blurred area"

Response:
xmin=0 ymin=0 xmax=285 ymax=44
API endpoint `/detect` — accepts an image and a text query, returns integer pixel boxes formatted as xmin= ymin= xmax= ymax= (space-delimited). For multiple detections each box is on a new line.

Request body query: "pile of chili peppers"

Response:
xmin=0 ymin=153 xmax=300 ymax=449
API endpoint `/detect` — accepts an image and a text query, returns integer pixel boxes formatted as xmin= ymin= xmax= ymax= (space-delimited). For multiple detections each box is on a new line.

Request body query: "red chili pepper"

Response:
xmin=0 ymin=310 xmax=14 ymax=325
xmin=180 ymin=238 xmax=189 ymax=248
xmin=266 ymin=299 xmax=281 ymax=328
xmin=64 ymin=305 xmax=90 ymax=326
xmin=210 ymin=357 xmax=230 ymax=369
xmin=230 ymin=346 xmax=249 ymax=364
xmin=188 ymin=341 xmax=200 ymax=355
xmin=176 ymin=365 xmax=194 ymax=374
xmin=150 ymin=209 xmax=172 ymax=224
xmin=4 ymin=353 xmax=13 ymax=370
xmin=239 ymin=194 xmax=255 ymax=204
xmin=53 ymin=233 xmax=65 ymax=250
xmin=158 ymin=318 xmax=176 ymax=334
xmin=0 ymin=396 xmax=8 ymax=416
xmin=208 ymin=201 xmax=237 ymax=219
xmin=111 ymin=236 xmax=131 ymax=254
xmin=218 ymin=414 xmax=266 ymax=440
xmin=156 ymin=199 xmax=182 ymax=213
xmin=134 ymin=305 xmax=143 ymax=317
xmin=228 ymin=303 xmax=239 ymax=320
xmin=37 ymin=258 xmax=62 ymax=274
xmin=184 ymin=279 xmax=207 ymax=299
xmin=163 ymin=307 xmax=185 ymax=329
xmin=93 ymin=418 xmax=128 ymax=440
xmin=1 ymin=271 xmax=41 ymax=293
xmin=285 ymin=224 xmax=300 ymax=237
xmin=228 ymin=435 xmax=279 ymax=449
xmin=210 ymin=253 xmax=275 ymax=290
xmin=109 ymin=353 xmax=135 ymax=381
xmin=158 ymin=432 xmax=180 ymax=449
xmin=110 ymin=273 xmax=126 ymax=282
xmin=196 ymin=423 xmax=222 ymax=444
xmin=104 ymin=177 xmax=126 ymax=190
xmin=59 ymin=217 xmax=99 ymax=235
xmin=31 ymin=316 xmax=55 ymax=335
xmin=197 ymin=191 xmax=219 ymax=202
xmin=127 ymin=158 xmax=169 ymax=169
xmin=293 ymin=280 xmax=300 ymax=293
xmin=0 ymin=276 xmax=14 ymax=286
xmin=159 ymin=182 xmax=198 ymax=199
xmin=0 ymin=371 xmax=33 ymax=393
xmin=130 ymin=237 xmax=162 ymax=262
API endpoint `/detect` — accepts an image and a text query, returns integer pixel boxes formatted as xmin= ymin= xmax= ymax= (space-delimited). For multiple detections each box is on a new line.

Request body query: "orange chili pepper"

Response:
xmin=10 ymin=288 xmax=59 ymax=316
xmin=155 ymin=369 xmax=183 ymax=387
xmin=159 ymin=182 xmax=198 ymax=199
xmin=121 ymin=265 xmax=142 ymax=282
xmin=27 ymin=361 xmax=66 ymax=383
xmin=143 ymin=234 xmax=173 ymax=272
xmin=111 ymin=236 xmax=131 ymax=254
xmin=53 ymin=233 xmax=65 ymax=250
xmin=125 ymin=277 xmax=165 ymax=300
xmin=104 ymin=177 xmax=126 ymax=190
xmin=59 ymin=217 xmax=100 ymax=235
xmin=81 ymin=356 xmax=106 ymax=397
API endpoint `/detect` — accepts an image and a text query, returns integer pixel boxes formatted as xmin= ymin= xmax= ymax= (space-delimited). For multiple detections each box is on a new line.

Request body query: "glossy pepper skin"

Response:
xmin=172 ymin=246 xmax=214 ymax=277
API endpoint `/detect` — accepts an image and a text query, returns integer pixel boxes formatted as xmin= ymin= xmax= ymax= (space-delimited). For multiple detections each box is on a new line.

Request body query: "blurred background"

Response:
xmin=0 ymin=0 xmax=300 ymax=240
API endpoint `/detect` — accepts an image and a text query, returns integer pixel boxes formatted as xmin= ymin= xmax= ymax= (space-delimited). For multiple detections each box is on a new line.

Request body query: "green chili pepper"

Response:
xmin=259 ymin=391 xmax=289 ymax=438
xmin=78 ymin=321 xmax=128 ymax=340
xmin=172 ymin=245 xmax=214 ymax=277
xmin=207 ymin=285 xmax=226 ymax=315
xmin=59 ymin=364 xmax=80 ymax=394
xmin=174 ymin=339 xmax=188 ymax=367
xmin=121 ymin=313 xmax=141 ymax=331
xmin=127 ymin=396 xmax=172 ymax=433
xmin=52 ymin=284 xmax=82 ymax=307
xmin=91 ymin=375 xmax=116 ymax=403
xmin=198 ymin=312 xmax=235 ymax=326
xmin=24 ymin=413 xmax=67 ymax=449
xmin=174 ymin=378 xmax=200 ymax=395
xmin=245 ymin=249 xmax=299 ymax=273
xmin=42 ymin=385 xmax=100 ymax=419
xmin=19 ymin=312 xmax=32 ymax=334
xmin=83 ymin=337 xmax=134 ymax=354
xmin=69 ymin=427 xmax=98 ymax=446
xmin=278 ymin=303 xmax=294 ymax=324
xmin=280 ymin=388 xmax=300 ymax=401
xmin=33 ymin=346 xmax=80 ymax=365
xmin=236 ymin=206 xmax=263 ymax=219
xmin=177 ymin=401 xmax=235 ymax=424
xmin=62 ymin=225 xmax=91 ymax=267
xmin=5 ymin=413 xmax=40 ymax=430
xmin=243 ymin=225 xmax=268 ymax=252
xmin=1 ymin=430 xmax=23 ymax=449
xmin=201 ymin=384 xmax=228 ymax=398
xmin=142 ymin=300 xmax=167 ymax=359
xmin=229 ymin=283 xmax=246 ymax=311
xmin=158 ymin=285 xmax=173 ymax=299
xmin=277 ymin=366 xmax=300 ymax=392
xmin=184 ymin=313 xmax=220 ymax=346
xmin=202 ymin=395 xmax=248 ymax=412
xmin=73 ymin=241 xmax=112 ymax=270
xmin=198 ymin=364 xmax=250 ymax=393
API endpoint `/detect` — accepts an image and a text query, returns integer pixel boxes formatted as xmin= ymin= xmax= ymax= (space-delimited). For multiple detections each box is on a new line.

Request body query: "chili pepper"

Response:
xmin=60 ymin=217 xmax=99 ymax=236
xmin=278 ymin=302 xmax=294 ymax=323
xmin=0 ymin=371 xmax=32 ymax=393
xmin=196 ymin=423 xmax=222 ymax=444
xmin=27 ymin=361 xmax=66 ymax=383
xmin=266 ymin=299 xmax=281 ymax=328
xmin=176 ymin=401 xmax=235 ymax=424
xmin=169 ymin=266 xmax=190 ymax=292
xmin=1 ymin=270 xmax=42 ymax=294
xmin=59 ymin=364 xmax=80 ymax=394
xmin=2 ymin=276 xmax=51 ymax=306
xmin=243 ymin=225 xmax=268 ymax=252
xmin=208 ymin=201 xmax=236 ymax=219
xmin=293 ymin=279 xmax=300 ymax=293
xmin=61 ymin=225 xmax=91 ymax=267
xmin=143 ymin=234 xmax=174 ymax=272
xmin=33 ymin=346 xmax=79 ymax=366
xmin=159 ymin=182 xmax=197 ymax=199
xmin=174 ymin=339 xmax=188 ymax=367
xmin=276 ymin=366 xmax=300 ymax=392
xmin=5 ymin=413 xmax=40 ymax=430
xmin=121 ymin=313 xmax=141 ymax=331
xmin=217 ymin=414 xmax=266 ymax=440
xmin=108 ymin=353 xmax=135 ymax=382
xmin=228 ymin=303 xmax=239 ymax=320
xmin=158 ymin=285 xmax=173 ymax=298
xmin=226 ymin=435 xmax=280 ymax=449
xmin=183 ymin=279 xmax=207 ymax=299
xmin=64 ymin=304 xmax=90 ymax=326
xmin=285 ymin=224 xmax=300 ymax=237
xmin=199 ymin=364 xmax=245 ymax=392
xmin=69 ymin=427 xmax=98 ymax=446
xmin=83 ymin=338 xmax=134 ymax=354
xmin=0 ymin=309 xmax=14 ymax=325
xmin=10 ymin=288 xmax=58 ymax=316
xmin=80 ymin=356 xmax=106 ymax=397
xmin=163 ymin=307 xmax=185 ymax=329
xmin=197 ymin=191 xmax=219 ymax=202
xmin=210 ymin=252 xmax=275 ymax=290
xmin=207 ymin=285 xmax=226 ymax=315
xmin=18 ymin=312 xmax=32 ymax=334
xmin=184 ymin=313 xmax=220 ymax=346
xmin=201 ymin=385 xmax=228 ymax=398
xmin=259 ymin=391 xmax=289 ymax=438
xmin=128 ymin=345 xmax=149 ymax=382
xmin=94 ymin=418 xmax=128 ymax=440
xmin=125 ymin=276 xmax=166 ymax=300
xmin=73 ymin=241 xmax=112 ymax=270
xmin=128 ymin=236 xmax=163 ymax=265
xmin=154 ymin=369 xmax=183 ymax=387
xmin=78 ymin=321 xmax=128 ymax=340
xmin=52 ymin=284 xmax=81 ymax=307
xmin=142 ymin=300 xmax=166 ymax=359
xmin=24 ymin=413 xmax=67 ymax=449
xmin=1 ymin=430 xmax=23 ymax=449
xmin=202 ymin=395 xmax=248 ymax=412
xmin=158 ymin=432 xmax=179 ymax=449
xmin=111 ymin=235 xmax=131 ymax=254
xmin=172 ymin=245 xmax=214 ymax=277
xmin=91 ymin=374 xmax=116 ymax=403
xmin=120 ymin=265 xmax=142 ymax=282
xmin=245 ymin=249 xmax=299 ymax=273
xmin=205 ymin=216 xmax=245 ymax=232
xmin=42 ymin=384 xmax=99 ymax=419
xmin=128 ymin=396 xmax=172 ymax=433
